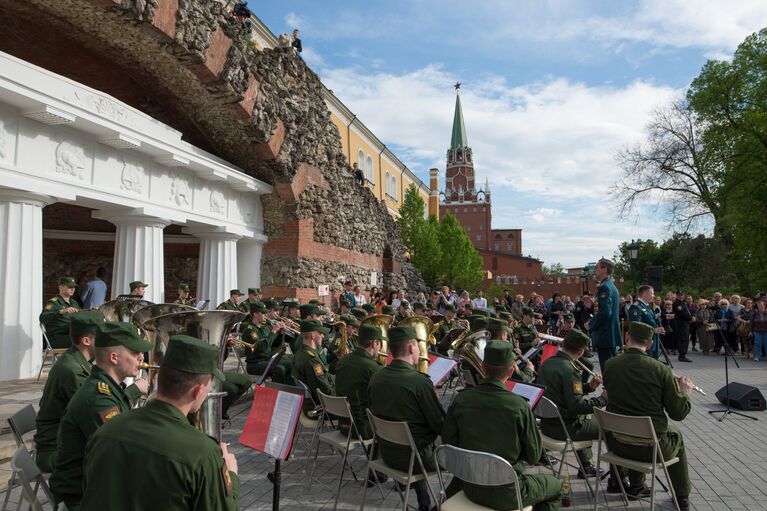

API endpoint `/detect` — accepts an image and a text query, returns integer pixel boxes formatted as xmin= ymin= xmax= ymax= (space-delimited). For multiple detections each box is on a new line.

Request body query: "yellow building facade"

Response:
xmin=250 ymin=14 xmax=436 ymax=219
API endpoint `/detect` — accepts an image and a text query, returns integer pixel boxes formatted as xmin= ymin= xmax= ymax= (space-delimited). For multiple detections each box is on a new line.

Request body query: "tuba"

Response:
xmin=140 ymin=310 xmax=247 ymax=442
xmin=397 ymin=316 xmax=434 ymax=375
xmin=453 ymin=330 xmax=490 ymax=379
xmin=99 ymin=297 xmax=155 ymax=323
xmin=361 ymin=314 xmax=394 ymax=365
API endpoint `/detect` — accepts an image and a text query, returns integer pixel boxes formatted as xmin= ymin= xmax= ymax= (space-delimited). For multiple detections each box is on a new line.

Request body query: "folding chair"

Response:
xmin=533 ymin=396 xmax=595 ymax=501
xmin=292 ymin=379 xmax=322 ymax=471
xmin=7 ymin=446 xmax=55 ymax=511
xmin=2 ymin=405 xmax=43 ymax=511
xmin=434 ymin=444 xmax=532 ymax=511
xmin=309 ymin=390 xmax=376 ymax=510
xmin=360 ymin=410 xmax=438 ymax=511
xmin=592 ymin=408 xmax=681 ymax=511
xmin=37 ymin=325 xmax=67 ymax=381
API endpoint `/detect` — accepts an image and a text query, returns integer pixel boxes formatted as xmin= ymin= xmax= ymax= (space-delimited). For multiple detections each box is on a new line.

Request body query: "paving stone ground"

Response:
xmin=1 ymin=349 xmax=767 ymax=510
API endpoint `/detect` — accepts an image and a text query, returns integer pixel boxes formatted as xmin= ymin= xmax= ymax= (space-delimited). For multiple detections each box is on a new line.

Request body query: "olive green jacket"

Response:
xmin=536 ymin=351 xmax=606 ymax=422
xmin=242 ymin=322 xmax=275 ymax=364
xmin=81 ymin=400 xmax=239 ymax=511
xmin=442 ymin=380 xmax=542 ymax=506
xmin=34 ymin=347 xmax=91 ymax=469
xmin=292 ymin=344 xmax=335 ymax=411
xmin=335 ymin=347 xmax=382 ymax=437
xmin=513 ymin=323 xmax=538 ymax=352
xmin=49 ymin=366 xmax=133 ymax=502
xmin=39 ymin=295 xmax=81 ymax=339
xmin=603 ymin=347 xmax=691 ymax=434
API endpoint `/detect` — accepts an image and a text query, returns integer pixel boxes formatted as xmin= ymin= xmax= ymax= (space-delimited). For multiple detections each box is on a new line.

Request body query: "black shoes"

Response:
xmin=677 ymin=495 xmax=690 ymax=510
xmin=365 ymin=470 xmax=389 ymax=488
xmin=577 ymin=463 xmax=605 ymax=479
xmin=606 ymin=477 xmax=629 ymax=493
xmin=678 ymin=357 xmax=693 ymax=362
xmin=538 ymin=454 xmax=558 ymax=466
xmin=626 ymin=483 xmax=652 ymax=499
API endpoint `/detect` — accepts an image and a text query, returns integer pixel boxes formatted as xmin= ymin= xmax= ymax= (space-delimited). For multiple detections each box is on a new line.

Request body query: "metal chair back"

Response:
xmin=435 ymin=444 xmax=516 ymax=487
xmin=366 ymin=410 xmax=417 ymax=449
xmin=593 ymin=408 xmax=657 ymax=445
xmin=9 ymin=404 xmax=37 ymax=447
xmin=316 ymin=390 xmax=352 ymax=419
xmin=9 ymin=446 xmax=54 ymax=511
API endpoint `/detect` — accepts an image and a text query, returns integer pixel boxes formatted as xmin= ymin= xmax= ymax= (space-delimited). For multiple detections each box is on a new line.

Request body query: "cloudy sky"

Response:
xmin=253 ymin=1 xmax=767 ymax=267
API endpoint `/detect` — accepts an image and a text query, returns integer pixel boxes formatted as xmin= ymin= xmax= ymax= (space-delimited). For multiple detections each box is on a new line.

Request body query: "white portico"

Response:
xmin=0 ymin=51 xmax=270 ymax=380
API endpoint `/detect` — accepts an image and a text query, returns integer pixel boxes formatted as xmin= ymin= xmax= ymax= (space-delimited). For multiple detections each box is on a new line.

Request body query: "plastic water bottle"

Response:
xmin=561 ymin=470 xmax=572 ymax=507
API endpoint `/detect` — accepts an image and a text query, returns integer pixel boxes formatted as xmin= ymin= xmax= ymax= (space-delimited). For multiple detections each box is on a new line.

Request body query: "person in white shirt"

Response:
xmin=472 ymin=290 xmax=487 ymax=309
xmin=391 ymin=289 xmax=405 ymax=310
xmin=353 ymin=285 xmax=367 ymax=306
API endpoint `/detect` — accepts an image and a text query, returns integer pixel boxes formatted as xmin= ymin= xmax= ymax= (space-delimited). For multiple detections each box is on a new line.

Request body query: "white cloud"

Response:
xmin=284 ymin=12 xmax=304 ymax=31
xmin=319 ymin=65 xmax=681 ymax=267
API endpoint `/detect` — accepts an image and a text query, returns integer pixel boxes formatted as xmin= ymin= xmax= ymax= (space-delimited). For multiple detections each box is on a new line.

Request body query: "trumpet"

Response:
xmin=138 ymin=362 xmax=160 ymax=370
xmin=267 ymin=317 xmax=300 ymax=337
xmin=230 ymin=338 xmax=257 ymax=352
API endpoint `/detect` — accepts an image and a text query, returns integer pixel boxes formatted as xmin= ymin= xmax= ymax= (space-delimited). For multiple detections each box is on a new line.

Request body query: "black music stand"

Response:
xmin=708 ymin=330 xmax=757 ymax=422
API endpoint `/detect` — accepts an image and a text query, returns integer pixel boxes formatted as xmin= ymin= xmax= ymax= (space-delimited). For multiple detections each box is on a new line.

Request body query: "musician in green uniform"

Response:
xmin=245 ymin=287 xmax=262 ymax=306
xmin=128 ymin=280 xmax=147 ymax=297
xmin=603 ymin=321 xmax=693 ymax=509
xmin=39 ymin=276 xmax=81 ymax=349
xmin=172 ymin=282 xmax=196 ymax=306
xmin=488 ymin=317 xmax=535 ymax=383
xmin=351 ymin=307 xmax=367 ymax=321
xmin=394 ymin=300 xmax=412 ymax=323
xmin=513 ymin=307 xmax=541 ymax=353
xmin=628 ymin=285 xmax=662 ymax=359
xmin=413 ymin=302 xmax=427 ymax=316
xmin=242 ymin=302 xmax=291 ymax=383
xmin=362 ymin=303 xmax=377 ymax=316
xmin=335 ymin=323 xmax=384 ymax=439
xmin=535 ymin=329 xmax=606 ymax=479
xmin=340 ymin=314 xmax=360 ymax=352
xmin=468 ymin=314 xmax=489 ymax=334
xmin=292 ymin=319 xmax=334 ymax=412
xmin=217 ymin=289 xmax=245 ymax=312
xmin=442 ymin=341 xmax=562 ymax=511
xmin=81 ymin=335 xmax=240 ymax=510
xmin=50 ymin=323 xmax=151 ymax=510
xmin=435 ymin=304 xmax=461 ymax=343
xmin=34 ymin=311 xmax=103 ymax=472
xmin=558 ymin=313 xmax=597 ymax=381
xmin=382 ymin=304 xmax=396 ymax=316
xmin=368 ymin=326 xmax=445 ymax=511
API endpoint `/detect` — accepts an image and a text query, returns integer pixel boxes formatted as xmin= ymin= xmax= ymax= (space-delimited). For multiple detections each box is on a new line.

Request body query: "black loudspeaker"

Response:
xmin=644 ymin=266 xmax=662 ymax=291
xmin=715 ymin=382 xmax=766 ymax=411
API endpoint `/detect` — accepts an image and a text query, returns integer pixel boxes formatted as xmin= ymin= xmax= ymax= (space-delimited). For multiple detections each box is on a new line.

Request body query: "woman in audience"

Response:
xmin=695 ymin=298 xmax=716 ymax=355
xmin=715 ymin=299 xmax=736 ymax=353
xmin=738 ymin=298 xmax=755 ymax=359
xmin=750 ymin=299 xmax=767 ymax=362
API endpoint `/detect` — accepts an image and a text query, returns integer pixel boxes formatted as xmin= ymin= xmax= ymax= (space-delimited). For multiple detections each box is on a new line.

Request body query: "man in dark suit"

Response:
xmin=673 ymin=290 xmax=693 ymax=362
xmin=292 ymin=29 xmax=302 ymax=53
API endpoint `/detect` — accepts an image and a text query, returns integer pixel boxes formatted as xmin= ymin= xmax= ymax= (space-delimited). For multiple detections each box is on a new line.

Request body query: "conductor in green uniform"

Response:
xmin=603 ymin=321 xmax=693 ymax=510
xmin=50 ymin=322 xmax=151 ymax=510
xmin=292 ymin=319 xmax=335 ymax=412
xmin=535 ymin=329 xmax=606 ymax=479
xmin=335 ymin=323 xmax=385 ymax=439
xmin=81 ymin=335 xmax=240 ymax=511
xmin=34 ymin=311 xmax=103 ymax=473
xmin=442 ymin=341 xmax=562 ymax=510
xmin=39 ymin=276 xmax=81 ymax=349
xmin=368 ymin=326 xmax=445 ymax=511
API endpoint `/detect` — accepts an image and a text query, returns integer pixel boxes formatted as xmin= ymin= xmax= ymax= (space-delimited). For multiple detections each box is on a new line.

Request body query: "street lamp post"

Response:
xmin=628 ymin=241 xmax=639 ymax=294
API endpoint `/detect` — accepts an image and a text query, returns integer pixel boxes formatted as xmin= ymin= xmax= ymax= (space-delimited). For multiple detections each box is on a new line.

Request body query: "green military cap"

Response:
xmin=628 ymin=321 xmax=654 ymax=344
xmin=400 ymin=300 xmax=410 ymax=308
xmin=300 ymin=319 xmax=330 ymax=334
xmin=488 ymin=318 xmax=512 ymax=335
xmin=130 ymin=280 xmax=148 ymax=290
xmin=249 ymin=301 xmax=267 ymax=314
xmin=299 ymin=303 xmax=326 ymax=318
xmin=95 ymin=322 xmax=152 ymax=352
xmin=494 ymin=304 xmax=506 ymax=310
xmin=359 ymin=323 xmax=385 ymax=342
xmin=282 ymin=298 xmax=299 ymax=308
xmin=522 ymin=307 xmax=534 ymax=316
xmin=262 ymin=299 xmax=279 ymax=310
xmin=474 ymin=309 xmax=490 ymax=317
xmin=351 ymin=307 xmax=367 ymax=320
xmin=413 ymin=302 xmax=426 ymax=311
xmin=426 ymin=303 xmax=434 ymax=310
xmin=498 ymin=311 xmax=513 ymax=322
xmin=487 ymin=311 xmax=498 ymax=318
xmin=563 ymin=312 xmax=575 ymax=322
xmin=248 ymin=287 xmax=260 ymax=295
xmin=69 ymin=311 xmax=104 ymax=338
xmin=469 ymin=315 xmax=489 ymax=331
xmin=309 ymin=299 xmax=322 ymax=305
xmin=382 ymin=305 xmax=395 ymax=315
xmin=230 ymin=289 xmax=243 ymax=296
xmin=444 ymin=304 xmax=456 ymax=312
xmin=388 ymin=326 xmax=417 ymax=343
xmin=563 ymin=329 xmax=590 ymax=350
xmin=58 ymin=276 xmax=77 ymax=288
xmin=484 ymin=341 xmax=515 ymax=366
xmin=340 ymin=299 xmax=352 ymax=308
xmin=362 ymin=303 xmax=376 ymax=313
xmin=178 ymin=282 xmax=190 ymax=292
xmin=163 ymin=335 xmax=225 ymax=381
xmin=341 ymin=314 xmax=360 ymax=328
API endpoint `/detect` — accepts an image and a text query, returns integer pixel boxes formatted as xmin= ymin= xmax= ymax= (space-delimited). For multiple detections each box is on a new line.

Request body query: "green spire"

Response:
xmin=450 ymin=93 xmax=469 ymax=150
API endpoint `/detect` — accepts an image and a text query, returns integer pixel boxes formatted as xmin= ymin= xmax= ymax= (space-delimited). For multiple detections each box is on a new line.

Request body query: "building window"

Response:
xmin=357 ymin=149 xmax=365 ymax=174
xmin=466 ymin=225 xmax=471 ymax=231
xmin=476 ymin=234 xmax=481 ymax=241
xmin=365 ymin=155 xmax=374 ymax=183
xmin=473 ymin=207 xmax=477 ymax=212
xmin=385 ymin=172 xmax=391 ymax=196
xmin=495 ymin=243 xmax=500 ymax=251
xmin=492 ymin=257 xmax=498 ymax=270
xmin=463 ymin=207 xmax=468 ymax=213
xmin=479 ymin=224 xmax=483 ymax=231
xmin=482 ymin=208 xmax=486 ymax=212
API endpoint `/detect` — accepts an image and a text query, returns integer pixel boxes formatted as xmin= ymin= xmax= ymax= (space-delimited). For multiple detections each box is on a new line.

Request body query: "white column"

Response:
xmin=237 ymin=237 xmax=265 ymax=291
xmin=0 ymin=190 xmax=53 ymax=381
xmin=97 ymin=212 xmax=170 ymax=303
xmin=192 ymin=231 xmax=241 ymax=307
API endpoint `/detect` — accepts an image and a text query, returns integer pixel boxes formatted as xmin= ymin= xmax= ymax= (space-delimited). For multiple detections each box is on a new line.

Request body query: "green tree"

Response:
xmin=541 ymin=262 xmax=564 ymax=276
xmin=436 ymin=214 xmax=484 ymax=290
xmin=396 ymin=184 xmax=427 ymax=256
xmin=411 ymin=216 xmax=442 ymax=288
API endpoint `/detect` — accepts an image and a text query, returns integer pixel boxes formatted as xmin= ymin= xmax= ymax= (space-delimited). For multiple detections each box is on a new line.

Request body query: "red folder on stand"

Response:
xmin=239 ymin=386 xmax=303 ymax=460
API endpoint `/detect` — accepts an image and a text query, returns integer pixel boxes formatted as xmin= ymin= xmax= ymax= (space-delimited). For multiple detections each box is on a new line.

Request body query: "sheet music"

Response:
xmin=505 ymin=381 xmax=545 ymax=409
xmin=427 ymin=355 xmax=457 ymax=386
xmin=265 ymin=391 xmax=302 ymax=459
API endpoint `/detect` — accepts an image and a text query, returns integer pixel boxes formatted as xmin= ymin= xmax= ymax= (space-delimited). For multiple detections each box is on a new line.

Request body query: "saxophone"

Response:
xmin=332 ymin=320 xmax=350 ymax=357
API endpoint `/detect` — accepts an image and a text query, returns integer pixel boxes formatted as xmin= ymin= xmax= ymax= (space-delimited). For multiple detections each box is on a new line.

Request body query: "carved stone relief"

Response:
xmin=210 ymin=189 xmax=225 ymax=215
xmin=119 ymin=158 xmax=145 ymax=193
xmin=54 ymin=139 xmax=87 ymax=180
xmin=170 ymin=173 xmax=191 ymax=207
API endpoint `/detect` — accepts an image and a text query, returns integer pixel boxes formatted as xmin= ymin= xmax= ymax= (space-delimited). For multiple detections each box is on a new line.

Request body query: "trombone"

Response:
xmin=267 ymin=317 xmax=300 ymax=337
